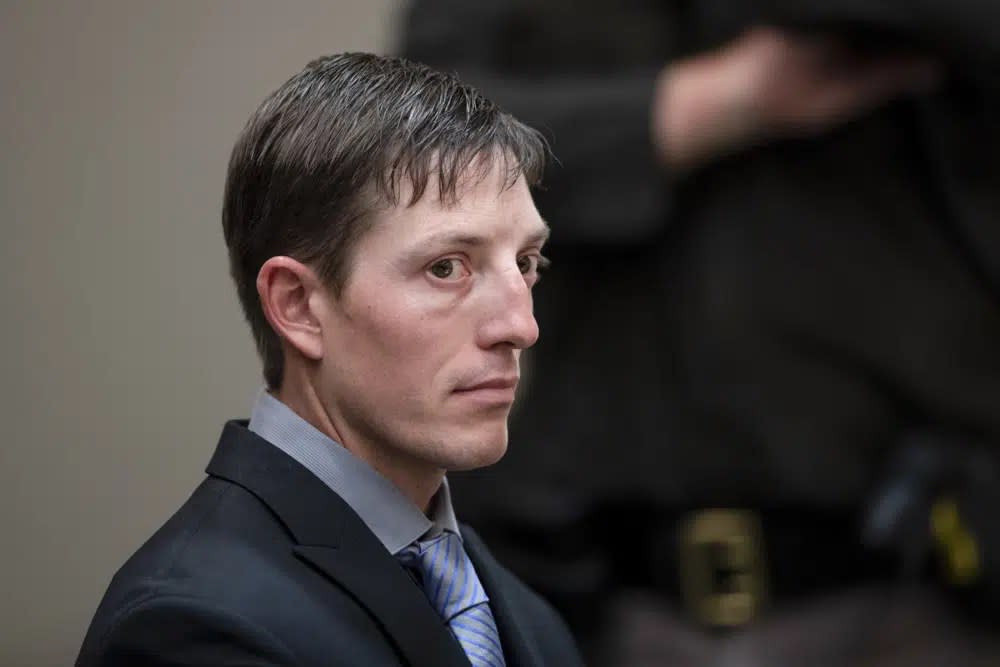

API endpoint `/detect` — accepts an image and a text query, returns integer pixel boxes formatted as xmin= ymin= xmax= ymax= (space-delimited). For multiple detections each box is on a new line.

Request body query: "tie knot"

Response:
xmin=399 ymin=532 xmax=489 ymax=622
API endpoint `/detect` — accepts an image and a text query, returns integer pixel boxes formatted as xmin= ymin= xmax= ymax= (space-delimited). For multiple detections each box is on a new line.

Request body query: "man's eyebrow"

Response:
xmin=405 ymin=221 xmax=551 ymax=258
xmin=410 ymin=231 xmax=490 ymax=251
xmin=531 ymin=220 xmax=552 ymax=246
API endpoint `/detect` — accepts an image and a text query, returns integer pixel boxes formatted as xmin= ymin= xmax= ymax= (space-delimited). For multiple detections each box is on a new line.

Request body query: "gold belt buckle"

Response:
xmin=679 ymin=509 xmax=768 ymax=628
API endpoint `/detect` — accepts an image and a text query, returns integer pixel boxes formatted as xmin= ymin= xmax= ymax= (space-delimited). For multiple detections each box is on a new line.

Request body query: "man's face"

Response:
xmin=314 ymin=165 xmax=548 ymax=478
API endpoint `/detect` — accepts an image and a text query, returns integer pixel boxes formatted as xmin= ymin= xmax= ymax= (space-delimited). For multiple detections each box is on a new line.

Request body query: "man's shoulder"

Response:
xmin=86 ymin=477 xmax=299 ymax=622
xmin=77 ymin=476 xmax=393 ymax=666
xmin=76 ymin=477 xmax=289 ymax=664
xmin=116 ymin=476 xmax=291 ymax=581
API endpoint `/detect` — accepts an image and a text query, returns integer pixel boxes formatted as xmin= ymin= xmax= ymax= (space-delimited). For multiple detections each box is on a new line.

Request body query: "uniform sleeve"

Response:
xmin=400 ymin=0 xmax=678 ymax=245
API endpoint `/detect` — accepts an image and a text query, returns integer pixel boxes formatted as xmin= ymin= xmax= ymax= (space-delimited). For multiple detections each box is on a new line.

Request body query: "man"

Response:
xmin=76 ymin=53 xmax=582 ymax=667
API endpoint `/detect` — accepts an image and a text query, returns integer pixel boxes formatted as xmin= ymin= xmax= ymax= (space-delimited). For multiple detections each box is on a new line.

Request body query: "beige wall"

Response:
xmin=1 ymin=2 xmax=402 ymax=664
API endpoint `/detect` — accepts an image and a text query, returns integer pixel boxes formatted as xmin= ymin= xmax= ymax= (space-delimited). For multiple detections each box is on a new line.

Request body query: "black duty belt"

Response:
xmin=472 ymin=501 xmax=910 ymax=633
xmin=611 ymin=506 xmax=904 ymax=629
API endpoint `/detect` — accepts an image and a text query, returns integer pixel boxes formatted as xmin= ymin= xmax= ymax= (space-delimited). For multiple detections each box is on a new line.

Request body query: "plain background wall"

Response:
xmin=1 ymin=2 xmax=403 ymax=663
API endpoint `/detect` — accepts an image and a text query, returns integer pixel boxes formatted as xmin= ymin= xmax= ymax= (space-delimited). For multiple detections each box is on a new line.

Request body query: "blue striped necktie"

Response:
xmin=399 ymin=532 xmax=506 ymax=667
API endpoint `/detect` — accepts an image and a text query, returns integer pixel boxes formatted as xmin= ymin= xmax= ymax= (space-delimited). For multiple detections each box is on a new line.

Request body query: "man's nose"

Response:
xmin=476 ymin=270 xmax=539 ymax=350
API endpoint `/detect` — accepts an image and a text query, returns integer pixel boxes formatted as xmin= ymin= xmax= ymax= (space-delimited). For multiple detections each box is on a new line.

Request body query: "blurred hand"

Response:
xmin=654 ymin=27 xmax=943 ymax=171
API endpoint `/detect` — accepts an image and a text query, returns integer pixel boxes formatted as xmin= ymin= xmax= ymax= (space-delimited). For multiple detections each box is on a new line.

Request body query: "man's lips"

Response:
xmin=454 ymin=376 xmax=519 ymax=393
xmin=452 ymin=376 xmax=520 ymax=406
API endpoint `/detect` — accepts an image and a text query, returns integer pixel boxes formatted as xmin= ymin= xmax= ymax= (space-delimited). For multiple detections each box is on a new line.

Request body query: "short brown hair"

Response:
xmin=222 ymin=53 xmax=548 ymax=389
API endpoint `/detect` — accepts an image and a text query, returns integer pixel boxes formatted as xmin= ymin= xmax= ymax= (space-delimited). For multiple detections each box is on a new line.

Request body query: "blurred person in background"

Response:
xmin=401 ymin=1 xmax=1000 ymax=665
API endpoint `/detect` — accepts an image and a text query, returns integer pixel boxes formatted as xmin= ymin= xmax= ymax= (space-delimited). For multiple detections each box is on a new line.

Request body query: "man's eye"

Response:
xmin=428 ymin=258 xmax=467 ymax=281
xmin=517 ymin=254 xmax=551 ymax=275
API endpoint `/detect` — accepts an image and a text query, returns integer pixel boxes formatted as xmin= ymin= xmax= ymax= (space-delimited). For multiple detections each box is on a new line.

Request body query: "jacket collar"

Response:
xmin=206 ymin=421 xmax=471 ymax=667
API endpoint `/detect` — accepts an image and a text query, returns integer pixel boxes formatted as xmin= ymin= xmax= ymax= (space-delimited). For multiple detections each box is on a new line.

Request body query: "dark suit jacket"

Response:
xmin=76 ymin=422 xmax=582 ymax=667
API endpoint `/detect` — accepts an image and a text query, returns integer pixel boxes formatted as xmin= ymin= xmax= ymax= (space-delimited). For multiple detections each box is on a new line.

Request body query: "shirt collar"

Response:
xmin=247 ymin=388 xmax=459 ymax=554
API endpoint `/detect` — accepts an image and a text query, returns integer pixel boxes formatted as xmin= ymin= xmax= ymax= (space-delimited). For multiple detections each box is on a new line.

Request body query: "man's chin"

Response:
xmin=444 ymin=432 xmax=509 ymax=472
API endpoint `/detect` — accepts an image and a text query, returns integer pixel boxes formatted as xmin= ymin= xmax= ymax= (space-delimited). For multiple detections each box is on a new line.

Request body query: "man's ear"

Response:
xmin=256 ymin=256 xmax=326 ymax=362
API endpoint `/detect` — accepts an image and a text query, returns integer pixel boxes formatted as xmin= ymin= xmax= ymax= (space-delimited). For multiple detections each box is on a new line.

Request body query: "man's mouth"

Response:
xmin=453 ymin=376 xmax=519 ymax=404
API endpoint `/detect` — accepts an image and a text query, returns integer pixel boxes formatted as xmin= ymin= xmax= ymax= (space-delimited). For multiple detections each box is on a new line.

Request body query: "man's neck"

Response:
xmin=272 ymin=382 xmax=444 ymax=513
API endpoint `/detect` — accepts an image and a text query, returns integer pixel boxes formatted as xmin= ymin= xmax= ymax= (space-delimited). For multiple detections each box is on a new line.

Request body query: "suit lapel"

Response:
xmin=292 ymin=542 xmax=470 ymax=667
xmin=206 ymin=421 xmax=470 ymax=667
xmin=462 ymin=526 xmax=544 ymax=667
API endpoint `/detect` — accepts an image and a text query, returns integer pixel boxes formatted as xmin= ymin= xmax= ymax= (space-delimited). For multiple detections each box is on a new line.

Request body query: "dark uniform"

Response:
xmin=401 ymin=2 xmax=1000 ymax=664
